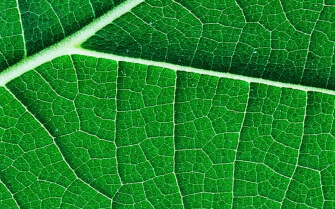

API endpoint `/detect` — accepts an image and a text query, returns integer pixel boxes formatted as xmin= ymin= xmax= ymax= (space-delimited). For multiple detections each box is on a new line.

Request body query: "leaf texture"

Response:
xmin=1 ymin=0 xmax=335 ymax=208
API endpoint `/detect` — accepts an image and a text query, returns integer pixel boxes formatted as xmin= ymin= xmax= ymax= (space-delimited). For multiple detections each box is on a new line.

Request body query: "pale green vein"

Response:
xmin=15 ymin=0 xmax=26 ymax=57
xmin=173 ymin=70 xmax=185 ymax=209
xmin=44 ymin=0 xmax=66 ymax=36
xmin=278 ymin=0 xmax=310 ymax=36
xmin=111 ymin=60 xmax=123 ymax=201
xmin=281 ymin=91 xmax=308 ymax=208
xmin=300 ymin=0 xmax=325 ymax=84
xmin=88 ymin=0 xmax=96 ymax=18
xmin=170 ymin=0 xmax=203 ymax=65
xmin=231 ymin=83 xmax=250 ymax=209
xmin=70 ymin=48 xmax=335 ymax=96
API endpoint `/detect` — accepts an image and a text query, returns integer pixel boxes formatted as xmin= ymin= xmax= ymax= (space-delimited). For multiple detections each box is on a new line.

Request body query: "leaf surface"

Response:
xmin=0 ymin=0 xmax=335 ymax=208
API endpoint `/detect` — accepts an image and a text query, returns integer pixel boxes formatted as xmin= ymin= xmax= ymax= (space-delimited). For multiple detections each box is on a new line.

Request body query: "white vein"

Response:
xmin=88 ymin=0 xmax=96 ymax=18
xmin=172 ymin=71 xmax=185 ymax=208
xmin=15 ymin=0 xmax=27 ymax=57
xmin=299 ymin=1 xmax=325 ymax=84
xmin=111 ymin=61 xmax=123 ymax=204
xmin=231 ymin=82 xmax=251 ymax=209
xmin=277 ymin=0 xmax=310 ymax=36
xmin=71 ymin=48 xmax=335 ymax=96
xmin=170 ymin=0 xmax=203 ymax=66
xmin=44 ymin=0 xmax=66 ymax=36
xmin=280 ymin=91 xmax=308 ymax=208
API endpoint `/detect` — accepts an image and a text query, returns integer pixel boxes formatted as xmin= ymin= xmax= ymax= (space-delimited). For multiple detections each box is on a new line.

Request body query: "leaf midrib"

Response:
xmin=1 ymin=0 xmax=334 ymax=97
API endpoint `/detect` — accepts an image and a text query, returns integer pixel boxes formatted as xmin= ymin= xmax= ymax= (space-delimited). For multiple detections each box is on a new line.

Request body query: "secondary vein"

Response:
xmin=15 ymin=0 xmax=27 ymax=58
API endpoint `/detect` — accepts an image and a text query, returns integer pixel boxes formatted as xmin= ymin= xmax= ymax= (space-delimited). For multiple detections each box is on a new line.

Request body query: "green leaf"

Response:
xmin=0 ymin=0 xmax=335 ymax=208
